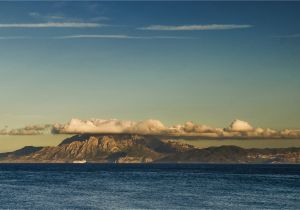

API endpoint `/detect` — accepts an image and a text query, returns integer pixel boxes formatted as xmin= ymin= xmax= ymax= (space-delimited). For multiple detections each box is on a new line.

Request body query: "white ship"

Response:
xmin=72 ymin=159 xmax=87 ymax=164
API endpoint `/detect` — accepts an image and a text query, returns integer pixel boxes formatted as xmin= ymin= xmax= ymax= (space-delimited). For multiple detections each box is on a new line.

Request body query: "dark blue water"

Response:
xmin=0 ymin=164 xmax=300 ymax=209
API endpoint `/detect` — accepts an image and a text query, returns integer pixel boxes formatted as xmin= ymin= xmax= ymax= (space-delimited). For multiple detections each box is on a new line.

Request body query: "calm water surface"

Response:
xmin=0 ymin=164 xmax=299 ymax=209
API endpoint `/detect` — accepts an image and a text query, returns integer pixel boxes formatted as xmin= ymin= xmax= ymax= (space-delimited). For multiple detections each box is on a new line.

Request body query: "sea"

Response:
xmin=0 ymin=164 xmax=299 ymax=210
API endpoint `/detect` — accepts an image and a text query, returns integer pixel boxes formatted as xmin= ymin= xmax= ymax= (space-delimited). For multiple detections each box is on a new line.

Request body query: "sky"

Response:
xmin=0 ymin=1 xmax=300 ymax=139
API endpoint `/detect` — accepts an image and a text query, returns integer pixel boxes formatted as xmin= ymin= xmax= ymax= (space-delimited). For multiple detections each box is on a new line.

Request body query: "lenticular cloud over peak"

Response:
xmin=52 ymin=118 xmax=166 ymax=135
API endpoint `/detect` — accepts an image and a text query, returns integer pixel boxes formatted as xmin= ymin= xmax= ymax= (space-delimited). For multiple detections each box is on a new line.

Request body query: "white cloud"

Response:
xmin=29 ymin=12 xmax=109 ymax=23
xmin=52 ymin=119 xmax=166 ymax=135
xmin=0 ymin=124 xmax=52 ymax=135
xmin=226 ymin=119 xmax=254 ymax=132
xmin=280 ymin=129 xmax=300 ymax=138
xmin=127 ymin=119 xmax=166 ymax=134
xmin=58 ymin=35 xmax=133 ymax=39
xmin=0 ymin=22 xmax=104 ymax=28
xmin=0 ymin=34 xmax=195 ymax=41
xmin=139 ymin=24 xmax=253 ymax=31
xmin=52 ymin=118 xmax=300 ymax=139
xmin=57 ymin=34 xmax=195 ymax=40
xmin=167 ymin=121 xmax=216 ymax=135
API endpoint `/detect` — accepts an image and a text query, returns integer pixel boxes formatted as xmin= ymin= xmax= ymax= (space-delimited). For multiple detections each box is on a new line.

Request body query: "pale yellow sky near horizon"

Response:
xmin=0 ymin=135 xmax=71 ymax=153
xmin=1 ymin=135 xmax=300 ymax=153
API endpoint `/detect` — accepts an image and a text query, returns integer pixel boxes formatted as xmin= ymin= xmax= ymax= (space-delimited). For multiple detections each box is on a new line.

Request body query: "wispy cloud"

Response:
xmin=29 ymin=11 xmax=109 ymax=23
xmin=0 ymin=22 xmax=104 ymax=28
xmin=57 ymin=34 xmax=196 ymax=40
xmin=0 ymin=36 xmax=28 ymax=40
xmin=89 ymin=16 xmax=110 ymax=22
xmin=58 ymin=34 xmax=134 ymax=39
xmin=29 ymin=12 xmax=41 ymax=18
xmin=139 ymin=24 xmax=253 ymax=31
xmin=274 ymin=33 xmax=300 ymax=39
xmin=29 ymin=12 xmax=76 ymax=22
xmin=0 ymin=124 xmax=52 ymax=135
xmin=0 ymin=34 xmax=195 ymax=40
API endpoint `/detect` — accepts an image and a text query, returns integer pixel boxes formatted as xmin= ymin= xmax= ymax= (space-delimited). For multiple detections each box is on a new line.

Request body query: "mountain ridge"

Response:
xmin=1 ymin=134 xmax=300 ymax=163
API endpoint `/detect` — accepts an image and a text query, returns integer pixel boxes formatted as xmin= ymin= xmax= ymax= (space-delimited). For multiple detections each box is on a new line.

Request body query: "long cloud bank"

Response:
xmin=51 ymin=118 xmax=300 ymax=139
xmin=57 ymin=34 xmax=196 ymax=40
xmin=0 ymin=22 xmax=104 ymax=28
xmin=139 ymin=24 xmax=253 ymax=31
xmin=0 ymin=125 xmax=52 ymax=135
xmin=1 ymin=119 xmax=300 ymax=139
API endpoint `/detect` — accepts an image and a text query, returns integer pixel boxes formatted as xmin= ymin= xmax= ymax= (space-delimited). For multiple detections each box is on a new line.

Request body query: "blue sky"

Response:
xmin=0 ymin=1 xmax=300 ymax=129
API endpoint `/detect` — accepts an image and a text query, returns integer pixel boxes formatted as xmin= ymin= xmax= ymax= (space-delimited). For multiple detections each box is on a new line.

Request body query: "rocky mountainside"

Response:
xmin=1 ymin=134 xmax=300 ymax=163
xmin=0 ymin=146 xmax=43 ymax=159
xmin=0 ymin=134 xmax=193 ymax=163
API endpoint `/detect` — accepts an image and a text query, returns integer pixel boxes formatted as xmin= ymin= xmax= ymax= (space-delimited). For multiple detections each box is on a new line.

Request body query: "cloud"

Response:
xmin=226 ymin=119 xmax=254 ymax=132
xmin=52 ymin=119 xmax=166 ymax=135
xmin=126 ymin=119 xmax=166 ymax=134
xmin=167 ymin=121 xmax=217 ymax=135
xmin=0 ymin=36 xmax=28 ymax=40
xmin=139 ymin=24 xmax=253 ymax=31
xmin=0 ymin=35 xmax=195 ymax=41
xmin=51 ymin=118 xmax=300 ymax=139
xmin=89 ymin=16 xmax=110 ymax=22
xmin=274 ymin=33 xmax=300 ymax=39
xmin=58 ymin=35 xmax=134 ymax=39
xmin=57 ymin=34 xmax=196 ymax=40
xmin=29 ymin=12 xmax=107 ymax=23
xmin=2 ymin=118 xmax=300 ymax=139
xmin=29 ymin=12 xmax=40 ymax=18
xmin=0 ymin=22 xmax=104 ymax=28
xmin=28 ymin=12 xmax=65 ymax=21
xmin=0 ymin=124 xmax=52 ymax=135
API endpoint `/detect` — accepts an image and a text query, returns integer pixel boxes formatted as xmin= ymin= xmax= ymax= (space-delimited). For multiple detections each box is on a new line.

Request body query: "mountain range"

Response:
xmin=1 ymin=134 xmax=300 ymax=163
